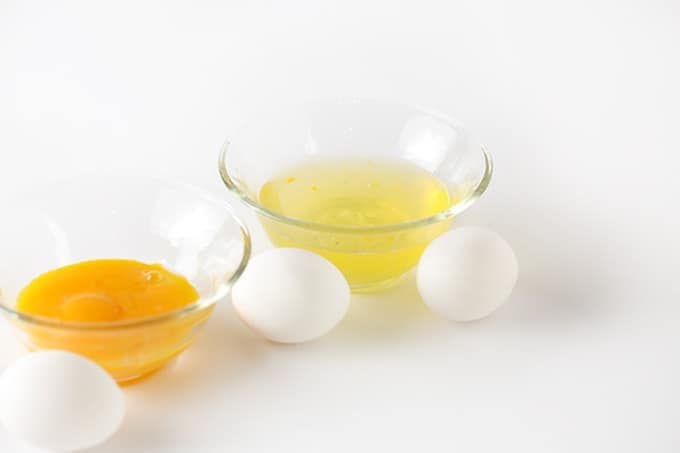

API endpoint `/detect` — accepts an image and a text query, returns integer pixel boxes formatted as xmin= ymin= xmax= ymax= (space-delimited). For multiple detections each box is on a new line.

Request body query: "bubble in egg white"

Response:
xmin=417 ymin=227 xmax=518 ymax=322
xmin=0 ymin=350 xmax=125 ymax=452
xmin=232 ymin=248 xmax=350 ymax=343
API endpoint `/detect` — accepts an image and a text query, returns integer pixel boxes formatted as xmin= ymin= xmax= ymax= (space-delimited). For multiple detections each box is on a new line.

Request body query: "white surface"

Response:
xmin=1 ymin=1 xmax=679 ymax=452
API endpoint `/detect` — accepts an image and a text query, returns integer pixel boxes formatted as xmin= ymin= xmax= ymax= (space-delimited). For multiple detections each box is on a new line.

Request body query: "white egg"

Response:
xmin=0 ymin=351 xmax=125 ymax=452
xmin=417 ymin=227 xmax=518 ymax=322
xmin=232 ymin=248 xmax=350 ymax=343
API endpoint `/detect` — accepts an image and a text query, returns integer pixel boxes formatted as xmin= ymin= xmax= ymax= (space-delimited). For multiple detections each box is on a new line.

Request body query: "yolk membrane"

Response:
xmin=17 ymin=259 xmax=199 ymax=323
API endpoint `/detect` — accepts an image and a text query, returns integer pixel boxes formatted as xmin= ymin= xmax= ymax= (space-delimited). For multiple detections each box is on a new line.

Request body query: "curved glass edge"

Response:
xmin=0 ymin=208 xmax=252 ymax=332
xmin=218 ymin=141 xmax=493 ymax=234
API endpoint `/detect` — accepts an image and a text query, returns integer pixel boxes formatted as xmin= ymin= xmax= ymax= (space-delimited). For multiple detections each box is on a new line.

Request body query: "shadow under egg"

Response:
xmin=456 ymin=192 xmax=618 ymax=331
xmin=122 ymin=296 xmax=273 ymax=397
xmin=327 ymin=272 xmax=439 ymax=346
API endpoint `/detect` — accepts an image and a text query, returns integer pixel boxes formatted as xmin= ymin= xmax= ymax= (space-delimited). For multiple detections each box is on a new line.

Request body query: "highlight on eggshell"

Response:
xmin=0 ymin=350 xmax=125 ymax=452
xmin=417 ymin=226 xmax=518 ymax=322
xmin=231 ymin=248 xmax=351 ymax=343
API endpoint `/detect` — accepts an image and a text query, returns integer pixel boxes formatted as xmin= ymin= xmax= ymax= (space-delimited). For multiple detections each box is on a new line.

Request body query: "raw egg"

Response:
xmin=232 ymin=248 xmax=350 ymax=343
xmin=417 ymin=227 xmax=518 ymax=321
xmin=0 ymin=351 xmax=125 ymax=452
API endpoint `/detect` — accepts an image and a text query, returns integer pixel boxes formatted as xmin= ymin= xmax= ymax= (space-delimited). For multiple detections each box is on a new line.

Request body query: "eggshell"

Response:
xmin=232 ymin=248 xmax=350 ymax=343
xmin=417 ymin=227 xmax=518 ymax=321
xmin=0 ymin=350 xmax=125 ymax=452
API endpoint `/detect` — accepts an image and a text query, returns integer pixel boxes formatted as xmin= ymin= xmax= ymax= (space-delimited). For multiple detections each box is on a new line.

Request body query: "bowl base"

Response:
xmin=115 ymin=350 xmax=186 ymax=385
xmin=350 ymin=273 xmax=408 ymax=294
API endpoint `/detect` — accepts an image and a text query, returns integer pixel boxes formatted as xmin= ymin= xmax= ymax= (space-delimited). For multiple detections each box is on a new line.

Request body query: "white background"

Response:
xmin=1 ymin=1 xmax=679 ymax=452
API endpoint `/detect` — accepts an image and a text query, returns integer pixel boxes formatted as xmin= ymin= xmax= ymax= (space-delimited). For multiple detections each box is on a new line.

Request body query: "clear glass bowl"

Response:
xmin=0 ymin=174 xmax=251 ymax=383
xmin=219 ymin=99 xmax=492 ymax=292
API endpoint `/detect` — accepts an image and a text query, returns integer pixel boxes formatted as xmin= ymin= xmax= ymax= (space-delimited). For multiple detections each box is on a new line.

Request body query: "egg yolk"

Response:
xmin=17 ymin=259 xmax=199 ymax=322
xmin=13 ymin=259 xmax=206 ymax=383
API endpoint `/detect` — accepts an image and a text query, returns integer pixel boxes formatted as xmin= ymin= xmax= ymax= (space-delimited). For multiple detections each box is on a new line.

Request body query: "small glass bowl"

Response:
xmin=0 ymin=174 xmax=251 ymax=383
xmin=219 ymin=99 xmax=492 ymax=292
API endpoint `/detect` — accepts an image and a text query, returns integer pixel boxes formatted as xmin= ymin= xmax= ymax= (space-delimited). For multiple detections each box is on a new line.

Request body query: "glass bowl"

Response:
xmin=0 ymin=174 xmax=251 ymax=383
xmin=218 ymin=99 xmax=492 ymax=292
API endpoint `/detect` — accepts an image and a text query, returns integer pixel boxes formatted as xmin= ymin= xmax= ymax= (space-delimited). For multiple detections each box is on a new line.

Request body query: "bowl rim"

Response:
xmin=0 ymin=177 xmax=252 ymax=331
xmin=217 ymin=99 xmax=493 ymax=234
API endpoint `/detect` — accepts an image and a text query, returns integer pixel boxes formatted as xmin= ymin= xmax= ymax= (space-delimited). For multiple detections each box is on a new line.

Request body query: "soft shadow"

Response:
xmin=457 ymin=192 xmax=617 ymax=330
xmin=90 ymin=299 xmax=271 ymax=452
xmin=89 ymin=402 xmax=171 ymax=452
xmin=328 ymin=273 xmax=438 ymax=345
xmin=140 ymin=300 xmax=271 ymax=397
xmin=327 ymin=184 xmax=617 ymax=342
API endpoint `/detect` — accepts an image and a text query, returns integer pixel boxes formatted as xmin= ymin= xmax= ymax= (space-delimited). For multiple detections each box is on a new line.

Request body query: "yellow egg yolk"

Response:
xmin=17 ymin=259 xmax=199 ymax=323
xmin=12 ymin=259 xmax=207 ymax=383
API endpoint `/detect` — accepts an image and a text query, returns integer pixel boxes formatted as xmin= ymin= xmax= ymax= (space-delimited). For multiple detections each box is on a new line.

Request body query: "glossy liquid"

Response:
xmin=259 ymin=158 xmax=453 ymax=290
xmin=17 ymin=259 xmax=199 ymax=322
xmin=16 ymin=259 xmax=203 ymax=382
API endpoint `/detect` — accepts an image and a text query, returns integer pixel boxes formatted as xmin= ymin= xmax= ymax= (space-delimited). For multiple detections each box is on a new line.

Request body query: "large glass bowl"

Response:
xmin=0 ymin=174 xmax=251 ymax=383
xmin=219 ymin=99 xmax=492 ymax=292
